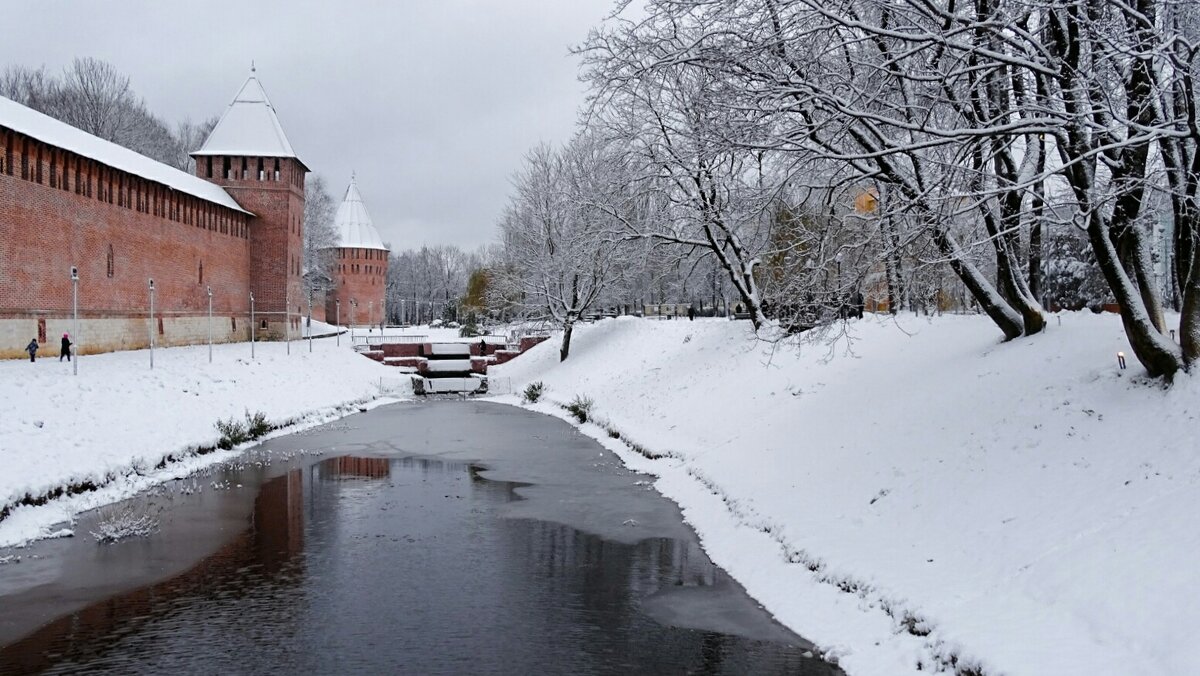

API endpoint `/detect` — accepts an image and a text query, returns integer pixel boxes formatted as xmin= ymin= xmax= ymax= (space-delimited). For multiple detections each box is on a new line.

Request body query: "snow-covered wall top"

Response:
xmin=192 ymin=72 xmax=301 ymax=163
xmin=332 ymin=176 xmax=388 ymax=251
xmin=0 ymin=95 xmax=250 ymax=214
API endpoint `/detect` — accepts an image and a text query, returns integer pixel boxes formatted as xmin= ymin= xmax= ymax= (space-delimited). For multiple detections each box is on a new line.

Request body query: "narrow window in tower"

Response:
xmin=21 ymin=138 xmax=29 ymax=180
xmin=223 ymin=157 xmax=232 ymax=180
xmin=241 ymin=157 xmax=248 ymax=180
xmin=257 ymin=157 xmax=264 ymax=181
xmin=106 ymin=244 xmax=114 ymax=278
xmin=199 ymin=260 xmax=204 ymax=285
xmin=49 ymin=150 xmax=57 ymax=188
xmin=206 ymin=156 xmax=213 ymax=179
xmin=75 ymin=156 xmax=82 ymax=194
xmin=274 ymin=158 xmax=280 ymax=181
xmin=35 ymin=143 xmax=43 ymax=183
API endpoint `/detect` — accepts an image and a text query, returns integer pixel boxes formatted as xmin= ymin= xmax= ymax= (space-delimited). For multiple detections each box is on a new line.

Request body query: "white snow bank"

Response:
xmin=0 ymin=337 xmax=406 ymax=547
xmin=493 ymin=313 xmax=1200 ymax=676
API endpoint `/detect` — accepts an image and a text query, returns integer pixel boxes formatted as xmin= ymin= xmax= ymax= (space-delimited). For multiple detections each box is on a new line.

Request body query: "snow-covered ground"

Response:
xmin=0 ymin=336 xmax=408 ymax=548
xmin=492 ymin=313 xmax=1200 ymax=676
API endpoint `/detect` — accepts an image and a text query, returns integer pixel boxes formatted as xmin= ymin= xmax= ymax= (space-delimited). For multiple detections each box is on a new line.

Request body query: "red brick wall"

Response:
xmin=195 ymin=155 xmax=305 ymax=338
xmin=0 ymin=132 xmax=252 ymax=349
xmin=327 ymin=246 xmax=388 ymax=325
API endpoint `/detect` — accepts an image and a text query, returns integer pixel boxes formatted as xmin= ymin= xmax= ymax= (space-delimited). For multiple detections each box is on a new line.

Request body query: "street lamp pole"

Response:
xmin=70 ymin=266 xmax=79 ymax=376
xmin=207 ymin=286 xmax=213 ymax=363
xmin=308 ymin=293 xmax=313 ymax=353
xmin=350 ymin=299 xmax=357 ymax=344
xmin=250 ymin=291 xmax=256 ymax=359
xmin=335 ymin=299 xmax=341 ymax=346
xmin=286 ymin=290 xmax=291 ymax=355
xmin=148 ymin=278 xmax=156 ymax=369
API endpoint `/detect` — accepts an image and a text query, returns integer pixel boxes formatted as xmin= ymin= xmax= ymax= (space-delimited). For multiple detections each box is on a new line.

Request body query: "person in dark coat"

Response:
xmin=26 ymin=338 xmax=38 ymax=362
xmin=687 ymin=305 xmax=696 ymax=321
xmin=60 ymin=333 xmax=73 ymax=362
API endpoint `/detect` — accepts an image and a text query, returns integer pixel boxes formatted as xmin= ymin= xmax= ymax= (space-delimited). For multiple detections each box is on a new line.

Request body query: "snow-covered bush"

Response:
xmin=90 ymin=503 xmax=159 ymax=544
xmin=566 ymin=394 xmax=594 ymax=423
xmin=216 ymin=410 xmax=272 ymax=450
xmin=522 ymin=381 xmax=545 ymax=404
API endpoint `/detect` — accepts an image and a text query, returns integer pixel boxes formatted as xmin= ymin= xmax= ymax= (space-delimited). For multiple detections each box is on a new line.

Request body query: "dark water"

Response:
xmin=0 ymin=402 xmax=840 ymax=675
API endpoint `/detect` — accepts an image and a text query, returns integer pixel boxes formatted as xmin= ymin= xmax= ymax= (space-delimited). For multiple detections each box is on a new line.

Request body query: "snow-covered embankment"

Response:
xmin=0 ymin=337 xmax=406 ymax=548
xmin=492 ymin=313 xmax=1200 ymax=676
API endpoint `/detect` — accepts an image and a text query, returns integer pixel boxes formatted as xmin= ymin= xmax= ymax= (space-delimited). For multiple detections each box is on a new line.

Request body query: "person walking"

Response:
xmin=25 ymin=338 xmax=39 ymax=362
xmin=687 ymin=305 xmax=696 ymax=321
xmin=60 ymin=333 xmax=72 ymax=362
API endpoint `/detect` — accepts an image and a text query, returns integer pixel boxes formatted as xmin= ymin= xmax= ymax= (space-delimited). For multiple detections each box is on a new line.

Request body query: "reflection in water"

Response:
xmin=1 ymin=458 xmax=840 ymax=676
xmin=322 ymin=455 xmax=390 ymax=480
xmin=0 ymin=469 xmax=306 ymax=675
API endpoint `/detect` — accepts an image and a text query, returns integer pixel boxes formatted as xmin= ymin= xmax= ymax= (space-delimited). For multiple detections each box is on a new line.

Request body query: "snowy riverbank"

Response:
xmin=0 ymin=336 xmax=407 ymax=548
xmin=492 ymin=313 xmax=1200 ymax=676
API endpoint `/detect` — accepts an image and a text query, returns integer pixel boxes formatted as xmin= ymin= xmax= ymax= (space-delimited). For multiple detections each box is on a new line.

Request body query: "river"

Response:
xmin=0 ymin=401 xmax=840 ymax=675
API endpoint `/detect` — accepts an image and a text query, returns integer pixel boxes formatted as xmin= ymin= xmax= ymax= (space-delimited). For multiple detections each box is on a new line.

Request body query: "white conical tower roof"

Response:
xmin=334 ymin=175 xmax=388 ymax=250
xmin=193 ymin=68 xmax=302 ymax=163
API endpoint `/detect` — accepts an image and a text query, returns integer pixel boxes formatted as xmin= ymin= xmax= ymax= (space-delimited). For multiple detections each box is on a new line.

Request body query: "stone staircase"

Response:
xmin=360 ymin=335 xmax=550 ymax=395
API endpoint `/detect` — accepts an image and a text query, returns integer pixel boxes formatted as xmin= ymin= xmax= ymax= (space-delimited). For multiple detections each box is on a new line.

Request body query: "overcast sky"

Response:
xmin=0 ymin=1 xmax=617 ymax=250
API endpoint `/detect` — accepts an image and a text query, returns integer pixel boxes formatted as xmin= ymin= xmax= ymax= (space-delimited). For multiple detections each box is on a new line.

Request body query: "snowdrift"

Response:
xmin=494 ymin=313 xmax=1200 ymax=676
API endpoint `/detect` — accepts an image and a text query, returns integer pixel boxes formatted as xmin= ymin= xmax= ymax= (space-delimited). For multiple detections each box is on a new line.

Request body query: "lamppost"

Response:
xmin=286 ymin=289 xmax=291 ymax=355
xmin=400 ymin=299 xmax=405 ymax=327
xmin=70 ymin=266 xmax=79 ymax=376
xmin=308 ymin=292 xmax=313 ymax=353
xmin=381 ymin=298 xmax=385 ymax=332
xmin=368 ymin=300 xmax=374 ymax=333
xmin=250 ymin=291 xmax=256 ymax=359
xmin=148 ymin=278 xmax=156 ymax=369
xmin=335 ymin=299 xmax=341 ymax=346
xmin=350 ymin=298 xmax=357 ymax=343
xmin=207 ymin=286 xmax=213 ymax=363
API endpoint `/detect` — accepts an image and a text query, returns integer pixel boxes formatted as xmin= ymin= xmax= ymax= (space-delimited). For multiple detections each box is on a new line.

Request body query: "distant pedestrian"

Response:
xmin=25 ymin=338 xmax=38 ymax=362
xmin=60 ymin=333 xmax=72 ymax=362
xmin=687 ymin=306 xmax=696 ymax=321
xmin=479 ymin=338 xmax=487 ymax=356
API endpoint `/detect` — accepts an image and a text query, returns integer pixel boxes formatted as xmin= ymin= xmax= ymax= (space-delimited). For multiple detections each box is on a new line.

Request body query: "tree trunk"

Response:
xmin=931 ymin=227 xmax=1025 ymax=340
xmin=1029 ymin=177 xmax=1045 ymax=304
xmin=560 ymin=320 xmax=574 ymax=362
xmin=1086 ymin=217 xmax=1183 ymax=377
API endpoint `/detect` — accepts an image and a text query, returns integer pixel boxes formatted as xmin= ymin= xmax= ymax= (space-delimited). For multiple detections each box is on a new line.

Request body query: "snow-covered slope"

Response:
xmin=493 ymin=313 xmax=1200 ymax=676
xmin=0 ymin=337 xmax=406 ymax=547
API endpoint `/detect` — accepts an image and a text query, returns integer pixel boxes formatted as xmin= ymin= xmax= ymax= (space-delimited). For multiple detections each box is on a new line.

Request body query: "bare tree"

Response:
xmin=495 ymin=139 xmax=634 ymax=360
xmin=304 ymin=174 xmax=338 ymax=299
xmin=1 ymin=58 xmax=215 ymax=171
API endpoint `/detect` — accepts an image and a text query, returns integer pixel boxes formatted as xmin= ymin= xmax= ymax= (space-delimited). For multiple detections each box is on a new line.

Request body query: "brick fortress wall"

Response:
xmin=0 ymin=127 xmax=254 ymax=359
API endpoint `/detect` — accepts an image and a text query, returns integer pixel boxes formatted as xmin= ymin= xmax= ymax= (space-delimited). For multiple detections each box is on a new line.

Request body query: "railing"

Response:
xmin=355 ymin=334 xmax=428 ymax=348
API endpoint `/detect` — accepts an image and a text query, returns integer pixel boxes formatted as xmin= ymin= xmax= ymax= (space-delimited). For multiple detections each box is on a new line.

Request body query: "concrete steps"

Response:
xmin=363 ymin=334 xmax=551 ymax=395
